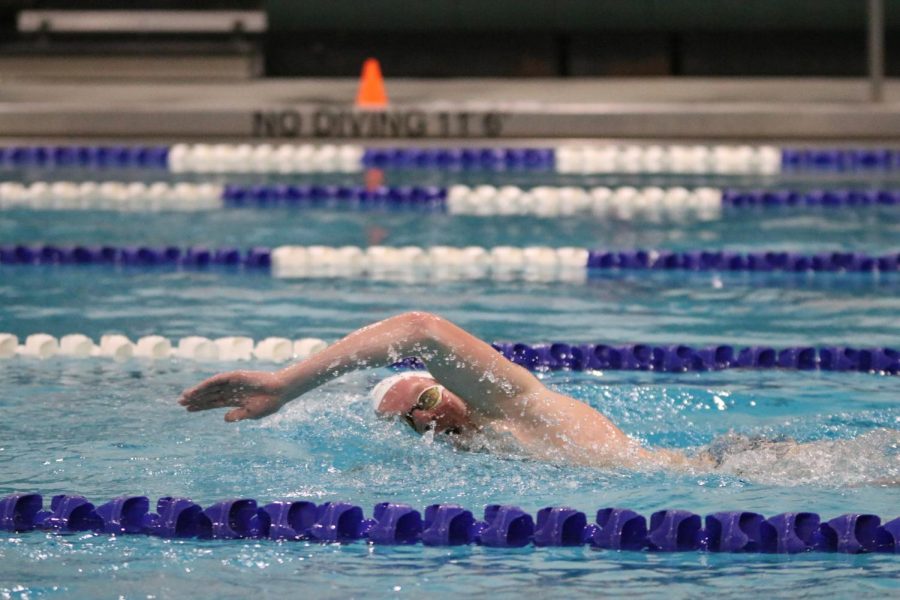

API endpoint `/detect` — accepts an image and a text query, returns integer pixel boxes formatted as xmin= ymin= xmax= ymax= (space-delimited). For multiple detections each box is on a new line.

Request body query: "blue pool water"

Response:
xmin=1 ymin=168 xmax=899 ymax=598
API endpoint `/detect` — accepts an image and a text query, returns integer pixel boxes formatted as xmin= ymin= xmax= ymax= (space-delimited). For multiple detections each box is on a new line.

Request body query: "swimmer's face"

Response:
xmin=374 ymin=375 xmax=470 ymax=435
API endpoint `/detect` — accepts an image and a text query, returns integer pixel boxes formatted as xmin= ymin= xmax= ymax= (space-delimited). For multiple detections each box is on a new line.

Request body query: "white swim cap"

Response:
xmin=370 ymin=371 xmax=432 ymax=411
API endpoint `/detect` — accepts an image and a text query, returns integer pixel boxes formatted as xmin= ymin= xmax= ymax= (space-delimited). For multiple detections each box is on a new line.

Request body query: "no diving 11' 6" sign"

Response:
xmin=252 ymin=108 xmax=507 ymax=139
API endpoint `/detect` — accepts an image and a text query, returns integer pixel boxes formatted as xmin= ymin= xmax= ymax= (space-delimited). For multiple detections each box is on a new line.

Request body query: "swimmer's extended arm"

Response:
xmin=179 ymin=311 xmax=541 ymax=422
xmin=178 ymin=311 xmax=696 ymax=470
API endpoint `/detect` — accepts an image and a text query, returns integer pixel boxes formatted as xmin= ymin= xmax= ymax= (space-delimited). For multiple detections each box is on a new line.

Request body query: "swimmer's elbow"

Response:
xmin=393 ymin=311 xmax=482 ymax=357
xmin=398 ymin=311 xmax=450 ymax=343
xmin=399 ymin=310 xmax=441 ymax=327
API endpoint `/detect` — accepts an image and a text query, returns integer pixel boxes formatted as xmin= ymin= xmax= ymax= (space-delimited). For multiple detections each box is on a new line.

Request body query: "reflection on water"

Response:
xmin=1 ymin=528 xmax=899 ymax=599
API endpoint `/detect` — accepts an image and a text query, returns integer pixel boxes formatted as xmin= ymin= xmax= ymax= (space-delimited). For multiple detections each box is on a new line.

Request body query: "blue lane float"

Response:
xmin=361 ymin=147 xmax=555 ymax=170
xmin=2 ymin=494 xmax=898 ymax=554
xmin=584 ymin=249 xmax=900 ymax=273
xmin=721 ymin=188 xmax=900 ymax=207
xmin=394 ymin=343 xmax=900 ymax=375
xmin=222 ymin=183 xmax=447 ymax=208
xmin=781 ymin=148 xmax=900 ymax=171
xmin=143 ymin=497 xmax=209 ymax=538
xmin=0 ymin=245 xmax=271 ymax=268
xmin=485 ymin=342 xmax=899 ymax=374
xmin=0 ymin=145 xmax=169 ymax=169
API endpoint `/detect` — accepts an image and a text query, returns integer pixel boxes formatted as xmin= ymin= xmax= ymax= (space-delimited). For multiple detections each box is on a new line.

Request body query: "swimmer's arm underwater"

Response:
xmin=179 ymin=311 xmax=537 ymax=422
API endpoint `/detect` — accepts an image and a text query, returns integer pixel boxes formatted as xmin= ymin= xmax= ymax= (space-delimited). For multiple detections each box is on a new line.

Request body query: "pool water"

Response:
xmin=1 ymin=167 xmax=899 ymax=598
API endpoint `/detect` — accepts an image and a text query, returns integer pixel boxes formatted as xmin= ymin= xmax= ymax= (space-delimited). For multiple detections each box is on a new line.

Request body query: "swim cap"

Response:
xmin=370 ymin=371 xmax=433 ymax=411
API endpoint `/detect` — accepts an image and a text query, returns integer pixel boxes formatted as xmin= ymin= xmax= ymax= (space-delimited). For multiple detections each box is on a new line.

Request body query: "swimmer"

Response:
xmin=179 ymin=311 xmax=696 ymax=470
xmin=179 ymin=311 xmax=899 ymax=478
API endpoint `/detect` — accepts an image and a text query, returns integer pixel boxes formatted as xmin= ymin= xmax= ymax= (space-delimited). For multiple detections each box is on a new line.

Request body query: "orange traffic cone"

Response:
xmin=355 ymin=58 xmax=389 ymax=108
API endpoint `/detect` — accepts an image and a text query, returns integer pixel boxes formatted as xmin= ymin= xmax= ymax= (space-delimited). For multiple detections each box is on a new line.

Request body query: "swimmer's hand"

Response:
xmin=178 ymin=370 xmax=289 ymax=422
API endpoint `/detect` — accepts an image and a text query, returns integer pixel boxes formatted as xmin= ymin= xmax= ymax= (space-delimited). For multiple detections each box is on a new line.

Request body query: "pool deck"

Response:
xmin=1 ymin=77 xmax=899 ymax=142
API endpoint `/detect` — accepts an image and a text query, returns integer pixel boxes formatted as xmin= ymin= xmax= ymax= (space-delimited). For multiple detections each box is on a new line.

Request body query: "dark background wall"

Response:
xmin=1 ymin=0 xmax=898 ymax=77
xmin=266 ymin=30 xmax=900 ymax=77
xmin=264 ymin=1 xmax=900 ymax=77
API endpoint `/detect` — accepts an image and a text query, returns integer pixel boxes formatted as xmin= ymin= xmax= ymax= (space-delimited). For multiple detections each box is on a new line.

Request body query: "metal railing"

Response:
xmin=16 ymin=10 xmax=267 ymax=34
xmin=868 ymin=0 xmax=885 ymax=102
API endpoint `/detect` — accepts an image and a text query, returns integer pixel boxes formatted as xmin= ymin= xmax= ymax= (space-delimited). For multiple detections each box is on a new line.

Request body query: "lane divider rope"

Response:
xmin=1 ymin=333 xmax=896 ymax=375
xmin=2 ymin=183 xmax=898 ymax=216
xmin=2 ymin=144 xmax=899 ymax=174
xmin=1 ymin=493 xmax=898 ymax=553
xmin=0 ymin=181 xmax=224 ymax=211
xmin=2 ymin=245 xmax=899 ymax=279
xmin=0 ymin=333 xmax=326 ymax=362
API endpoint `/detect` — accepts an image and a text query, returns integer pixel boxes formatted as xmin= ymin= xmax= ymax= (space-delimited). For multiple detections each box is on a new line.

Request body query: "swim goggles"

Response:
xmin=402 ymin=384 xmax=444 ymax=431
